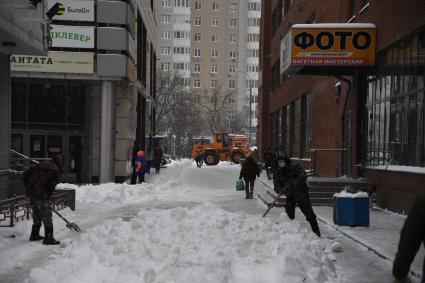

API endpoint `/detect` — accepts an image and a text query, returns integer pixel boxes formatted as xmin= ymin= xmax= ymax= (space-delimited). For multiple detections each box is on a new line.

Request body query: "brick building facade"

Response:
xmin=259 ymin=0 xmax=425 ymax=213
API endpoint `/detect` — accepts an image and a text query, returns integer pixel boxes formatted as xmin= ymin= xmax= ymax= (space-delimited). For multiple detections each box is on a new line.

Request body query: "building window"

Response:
xmin=301 ymin=92 xmax=312 ymax=158
xmin=194 ymin=32 xmax=202 ymax=42
xmin=194 ymin=17 xmax=202 ymax=26
xmin=247 ymin=49 xmax=259 ymax=57
xmin=161 ymin=31 xmax=171 ymax=39
xmin=194 ymin=48 xmax=201 ymax=57
xmin=212 ymin=18 xmax=219 ymax=26
xmin=194 ymin=1 xmax=202 ymax=10
xmin=212 ymin=33 xmax=220 ymax=42
xmin=365 ymin=33 xmax=425 ymax=167
xmin=161 ymin=0 xmax=170 ymax=7
xmin=160 ymin=62 xmax=170 ymax=71
xmin=193 ymin=79 xmax=201 ymax=88
xmin=211 ymin=80 xmax=218 ymax=88
xmin=228 ymin=80 xmax=236 ymax=89
xmin=228 ymin=96 xmax=236 ymax=104
xmin=230 ymin=18 xmax=237 ymax=27
xmin=194 ymin=64 xmax=201 ymax=73
xmin=248 ymin=34 xmax=259 ymax=42
xmin=229 ymin=34 xmax=236 ymax=43
xmin=230 ymin=3 xmax=237 ymax=12
xmin=161 ymin=15 xmax=171 ymax=24
xmin=174 ymin=0 xmax=189 ymax=7
xmin=229 ymin=50 xmax=237 ymax=59
xmin=211 ymin=48 xmax=219 ymax=58
xmin=228 ymin=111 xmax=235 ymax=119
xmin=248 ymin=1 xmax=261 ymax=11
xmin=228 ymin=65 xmax=236 ymax=73
xmin=211 ymin=65 xmax=219 ymax=73
xmin=161 ymin=47 xmax=170 ymax=55
xmin=174 ymin=31 xmax=189 ymax=39
xmin=248 ymin=18 xmax=260 ymax=26
xmin=247 ymin=80 xmax=258 ymax=89
xmin=212 ymin=1 xmax=219 ymax=11
xmin=174 ymin=62 xmax=188 ymax=70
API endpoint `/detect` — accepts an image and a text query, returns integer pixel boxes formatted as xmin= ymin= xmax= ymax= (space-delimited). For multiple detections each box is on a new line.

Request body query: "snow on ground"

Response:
xmin=0 ymin=159 xmax=409 ymax=283
xmin=28 ymin=204 xmax=337 ymax=283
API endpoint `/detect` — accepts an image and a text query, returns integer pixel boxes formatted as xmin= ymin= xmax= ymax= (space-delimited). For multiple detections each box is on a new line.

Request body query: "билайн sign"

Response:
xmin=281 ymin=23 xmax=376 ymax=75
xmin=47 ymin=0 xmax=94 ymax=22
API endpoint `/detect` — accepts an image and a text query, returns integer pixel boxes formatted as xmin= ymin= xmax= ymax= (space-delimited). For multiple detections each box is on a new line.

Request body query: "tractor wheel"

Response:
xmin=231 ymin=151 xmax=244 ymax=164
xmin=203 ymin=151 xmax=220 ymax=166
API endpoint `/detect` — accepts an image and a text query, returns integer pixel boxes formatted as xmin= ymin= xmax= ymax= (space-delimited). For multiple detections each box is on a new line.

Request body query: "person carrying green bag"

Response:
xmin=239 ymin=153 xmax=261 ymax=199
xmin=236 ymin=179 xmax=245 ymax=191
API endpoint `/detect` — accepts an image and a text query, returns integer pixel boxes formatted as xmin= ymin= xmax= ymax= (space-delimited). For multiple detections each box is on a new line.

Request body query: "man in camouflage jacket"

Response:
xmin=23 ymin=156 xmax=62 ymax=245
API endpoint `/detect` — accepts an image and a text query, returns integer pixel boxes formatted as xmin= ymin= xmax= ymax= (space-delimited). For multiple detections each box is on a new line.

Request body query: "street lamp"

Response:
xmin=236 ymin=69 xmax=256 ymax=145
xmin=172 ymin=134 xmax=176 ymax=159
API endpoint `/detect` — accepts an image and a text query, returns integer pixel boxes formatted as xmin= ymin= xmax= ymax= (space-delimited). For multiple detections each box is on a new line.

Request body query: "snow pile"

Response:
xmin=29 ymin=203 xmax=338 ymax=283
xmin=333 ymin=191 xmax=369 ymax=198
xmin=57 ymin=183 xmax=158 ymax=204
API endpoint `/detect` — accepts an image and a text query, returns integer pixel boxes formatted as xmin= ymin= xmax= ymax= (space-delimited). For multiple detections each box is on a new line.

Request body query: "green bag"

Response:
xmin=236 ymin=179 xmax=245 ymax=191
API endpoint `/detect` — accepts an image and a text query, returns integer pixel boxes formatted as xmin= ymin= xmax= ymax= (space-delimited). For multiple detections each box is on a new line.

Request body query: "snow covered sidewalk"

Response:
xmin=257 ymin=173 xmax=424 ymax=282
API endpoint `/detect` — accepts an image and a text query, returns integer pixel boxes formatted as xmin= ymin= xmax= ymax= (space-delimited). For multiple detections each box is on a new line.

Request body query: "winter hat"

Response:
xmin=276 ymin=152 xmax=291 ymax=163
xmin=137 ymin=150 xmax=145 ymax=157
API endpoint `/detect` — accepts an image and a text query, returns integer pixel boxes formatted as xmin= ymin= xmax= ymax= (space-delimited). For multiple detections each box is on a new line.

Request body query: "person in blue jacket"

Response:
xmin=135 ymin=150 xmax=147 ymax=183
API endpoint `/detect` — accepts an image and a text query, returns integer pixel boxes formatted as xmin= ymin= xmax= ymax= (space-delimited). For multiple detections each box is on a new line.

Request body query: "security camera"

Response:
xmin=30 ymin=0 xmax=42 ymax=7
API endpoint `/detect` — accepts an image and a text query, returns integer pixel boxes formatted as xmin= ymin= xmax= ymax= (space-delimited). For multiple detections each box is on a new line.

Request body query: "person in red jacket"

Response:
xmin=135 ymin=150 xmax=147 ymax=183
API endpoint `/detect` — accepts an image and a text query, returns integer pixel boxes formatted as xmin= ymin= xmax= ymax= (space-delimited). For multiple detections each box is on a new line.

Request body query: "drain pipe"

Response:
xmin=335 ymin=76 xmax=352 ymax=177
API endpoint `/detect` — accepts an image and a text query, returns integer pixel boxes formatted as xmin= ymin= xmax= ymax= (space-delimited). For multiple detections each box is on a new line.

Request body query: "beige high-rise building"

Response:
xmin=156 ymin=0 xmax=261 ymax=139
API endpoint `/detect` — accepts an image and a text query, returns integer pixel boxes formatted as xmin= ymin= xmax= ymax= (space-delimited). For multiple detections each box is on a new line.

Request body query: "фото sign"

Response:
xmin=281 ymin=23 xmax=376 ymax=75
xmin=51 ymin=25 xmax=95 ymax=48
xmin=47 ymin=0 xmax=94 ymax=22
xmin=10 ymin=52 xmax=94 ymax=74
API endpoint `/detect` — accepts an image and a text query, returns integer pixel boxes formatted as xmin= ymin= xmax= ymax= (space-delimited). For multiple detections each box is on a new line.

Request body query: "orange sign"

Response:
xmin=290 ymin=24 xmax=376 ymax=66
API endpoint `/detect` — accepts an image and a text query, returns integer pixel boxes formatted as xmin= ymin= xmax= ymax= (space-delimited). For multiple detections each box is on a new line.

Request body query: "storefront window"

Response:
xmin=11 ymin=79 xmax=85 ymax=131
xmin=366 ymin=32 xmax=425 ymax=167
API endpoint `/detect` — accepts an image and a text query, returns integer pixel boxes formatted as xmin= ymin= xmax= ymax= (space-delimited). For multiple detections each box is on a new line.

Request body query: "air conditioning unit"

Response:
xmin=193 ymin=72 xmax=200 ymax=76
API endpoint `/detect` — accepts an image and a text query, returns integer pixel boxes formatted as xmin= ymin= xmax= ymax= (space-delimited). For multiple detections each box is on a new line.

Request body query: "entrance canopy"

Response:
xmin=280 ymin=23 xmax=376 ymax=77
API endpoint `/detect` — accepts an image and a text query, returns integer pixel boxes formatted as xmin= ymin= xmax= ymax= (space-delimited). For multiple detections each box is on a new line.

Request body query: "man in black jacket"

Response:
xmin=393 ymin=193 xmax=425 ymax=283
xmin=23 ymin=156 xmax=63 ymax=245
xmin=273 ymin=153 xmax=320 ymax=237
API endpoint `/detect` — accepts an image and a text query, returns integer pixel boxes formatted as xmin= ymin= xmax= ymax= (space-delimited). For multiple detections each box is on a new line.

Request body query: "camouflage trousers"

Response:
xmin=30 ymin=199 xmax=53 ymax=227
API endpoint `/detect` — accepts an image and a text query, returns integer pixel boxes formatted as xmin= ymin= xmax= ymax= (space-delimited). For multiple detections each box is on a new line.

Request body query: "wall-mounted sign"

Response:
xmin=281 ymin=23 xmax=376 ymax=75
xmin=10 ymin=52 xmax=94 ymax=74
xmin=47 ymin=0 xmax=94 ymax=22
xmin=50 ymin=25 xmax=95 ymax=48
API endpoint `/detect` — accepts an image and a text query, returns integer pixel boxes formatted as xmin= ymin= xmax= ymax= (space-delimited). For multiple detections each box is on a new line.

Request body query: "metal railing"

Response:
xmin=310 ymin=148 xmax=351 ymax=177
xmin=10 ymin=149 xmax=51 ymax=170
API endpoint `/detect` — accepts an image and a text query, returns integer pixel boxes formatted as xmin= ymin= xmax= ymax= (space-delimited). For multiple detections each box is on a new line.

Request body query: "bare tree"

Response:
xmin=197 ymin=86 xmax=233 ymax=133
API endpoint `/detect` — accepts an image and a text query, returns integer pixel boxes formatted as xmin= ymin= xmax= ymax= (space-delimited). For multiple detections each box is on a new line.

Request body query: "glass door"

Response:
xmin=30 ymin=135 xmax=46 ymax=158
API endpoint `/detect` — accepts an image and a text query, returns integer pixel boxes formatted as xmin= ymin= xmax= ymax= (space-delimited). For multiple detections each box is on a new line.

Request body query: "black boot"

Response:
xmin=43 ymin=226 xmax=60 ymax=245
xmin=309 ymin=218 xmax=321 ymax=237
xmin=249 ymin=191 xmax=254 ymax=199
xmin=29 ymin=224 xmax=44 ymax=241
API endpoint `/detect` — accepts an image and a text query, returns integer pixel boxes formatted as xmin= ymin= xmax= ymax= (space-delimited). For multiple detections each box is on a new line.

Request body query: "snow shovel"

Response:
xmin=53 ymin=209 xmax=82 ymax=233
xmin=262 ymin=192 xmax=284 ymax=218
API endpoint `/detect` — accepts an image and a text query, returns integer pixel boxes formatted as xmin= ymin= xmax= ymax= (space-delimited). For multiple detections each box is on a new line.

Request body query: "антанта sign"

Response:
xmin=281 ymin=23 xmax=376 ymax=75
xmin=10 ymin=52 xmax=94 ymax=74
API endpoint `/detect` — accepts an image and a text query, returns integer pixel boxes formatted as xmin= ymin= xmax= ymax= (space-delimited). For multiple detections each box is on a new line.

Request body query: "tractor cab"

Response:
xmin=213 ymin=132 xmax=231 ymax=149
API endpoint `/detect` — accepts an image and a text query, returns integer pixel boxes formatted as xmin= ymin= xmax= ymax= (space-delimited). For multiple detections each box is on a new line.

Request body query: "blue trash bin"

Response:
xmin=335 ymin=196 xmax=370 ymax=227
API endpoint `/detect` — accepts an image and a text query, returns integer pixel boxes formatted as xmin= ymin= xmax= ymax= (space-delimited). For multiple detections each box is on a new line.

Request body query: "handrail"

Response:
xmin=10 ymin=149 xmax=52 ymax=170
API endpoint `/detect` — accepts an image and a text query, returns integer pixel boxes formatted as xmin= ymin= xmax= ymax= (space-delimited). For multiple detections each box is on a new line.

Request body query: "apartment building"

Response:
xmin=156 ymin=0 xmax=261 ymax=138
